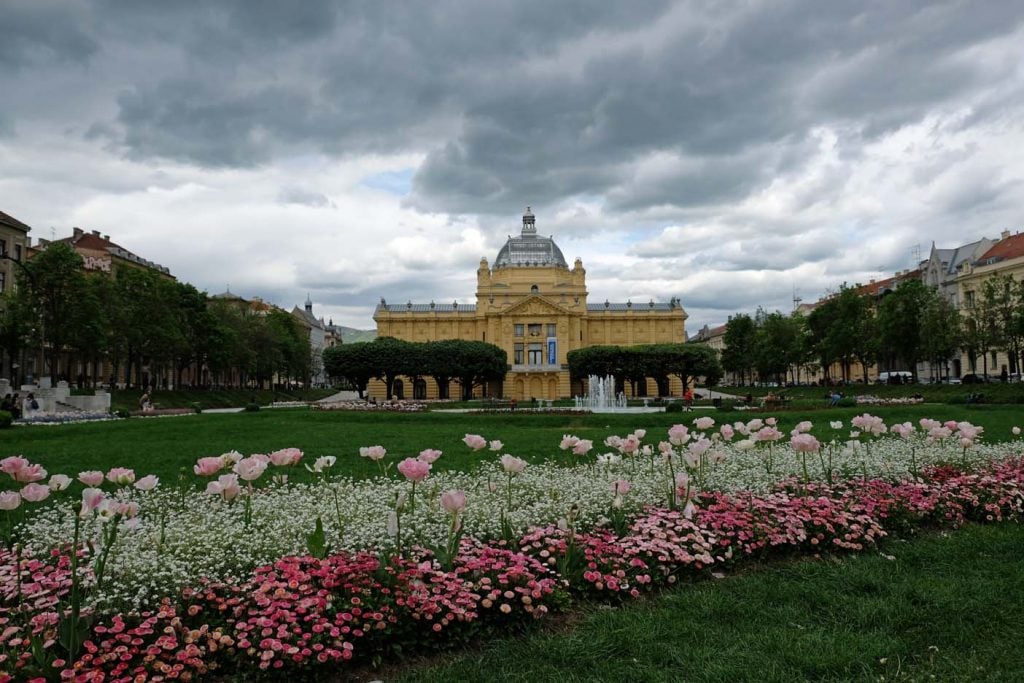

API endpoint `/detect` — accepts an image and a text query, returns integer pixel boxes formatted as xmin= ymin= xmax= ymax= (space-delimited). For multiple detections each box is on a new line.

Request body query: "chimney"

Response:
xmin=103 ymin=234 xmax=110 ymax=241
xmin=1001 ymin=229 xmax=1010 ymax=240
xmin=91 ymin=230 xmax=101 ymax=237
xmin=73 ymin=227 xmax=83 ymax=239
xmin=869 ymin=278 xmax=876 ymax=284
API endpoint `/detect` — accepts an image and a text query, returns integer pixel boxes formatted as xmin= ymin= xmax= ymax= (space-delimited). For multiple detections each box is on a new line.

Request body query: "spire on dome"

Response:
xmin=521 ymin=206 xmax=536 ymax=236
xmin=305 ymin=294 xmax=313 ymax=313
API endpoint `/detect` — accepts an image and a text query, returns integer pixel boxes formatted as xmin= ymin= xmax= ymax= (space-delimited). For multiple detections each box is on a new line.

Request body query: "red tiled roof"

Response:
xmin=56 ymin=232 xmax=126 ymax=252
xmin=978 ymin=232 xmax=1024 ymax=263
xmin=0 ymin=210 xmax=32 ymax=233
xmin=850 ymin=269 xmax=921 ymax=297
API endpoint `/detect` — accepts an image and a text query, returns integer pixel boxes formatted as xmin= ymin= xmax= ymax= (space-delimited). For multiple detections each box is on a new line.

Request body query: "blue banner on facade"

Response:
xmin=547 ymin=337 xmax=557 ymax=365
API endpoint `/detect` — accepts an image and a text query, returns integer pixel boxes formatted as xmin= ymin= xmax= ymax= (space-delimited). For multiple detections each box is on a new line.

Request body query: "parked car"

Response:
xmin=877 ymin=371 xmax=914 ymax=384
xmin=960 ymin=374 xmax=988 ymax=384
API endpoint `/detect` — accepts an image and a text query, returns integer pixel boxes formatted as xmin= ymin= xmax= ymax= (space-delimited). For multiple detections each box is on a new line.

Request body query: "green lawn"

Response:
xmin=395 ymin=523 xmax=1024 ymax=682
xmin=3 ymin=404 xmax=1021 ymax=487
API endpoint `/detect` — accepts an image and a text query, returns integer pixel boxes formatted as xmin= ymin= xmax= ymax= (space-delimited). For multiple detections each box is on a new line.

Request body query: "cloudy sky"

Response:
xmin=3 ymin=1 xmax=1024 ymax=334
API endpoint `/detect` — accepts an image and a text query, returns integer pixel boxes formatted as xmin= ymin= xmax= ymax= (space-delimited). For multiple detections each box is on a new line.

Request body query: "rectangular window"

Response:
xmin=528 ymin=323 xmax=542 ymax=337
xmin=514 ymin=343 xmax=524 ymax=364
xmin=0 ymin=239 xmax=6 ymax=256
xmin=0 ymin=271 xmax=5 ymax=293
xmin=13 ymin=244 xmax=21 ymax=262
xmin=514 ymin=324 xmax=524 ymax=337
xmin=546 ymin=323 xmax=556 ymax=338
xmin=528 ymin=343 xmax=543 ymax=364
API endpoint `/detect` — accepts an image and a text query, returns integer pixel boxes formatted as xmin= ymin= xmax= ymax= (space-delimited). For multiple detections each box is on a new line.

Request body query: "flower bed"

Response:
xmin=312 ymin=400 xmax=427 ymax=412
xmin=14 ymin=412 xmax=118 ymax=426
xmin=1 ymin=415 xmax=1023 ymax=680
xmin=855 ymin=395 xmax=925 ymax=406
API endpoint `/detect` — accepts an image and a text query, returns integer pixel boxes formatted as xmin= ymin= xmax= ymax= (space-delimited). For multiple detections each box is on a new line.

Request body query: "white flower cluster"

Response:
xmin=15 ymin=426 xmax=1018 ymax=611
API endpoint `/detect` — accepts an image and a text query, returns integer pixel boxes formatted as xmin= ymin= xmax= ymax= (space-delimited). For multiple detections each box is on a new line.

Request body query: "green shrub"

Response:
xmin=115 ymin=409 xmax=131 ymax=419
xmin=836 ymin=397 xmax=857 ymax=408
xmin=664 ymin=402 xmax=683 ymax=413
xmin=716 ymin=400 xmax=739 ymax=412
xmin=190 ymin=402 xmax=203 ymax=414
xmin=244 ymin=403 xmax=261 ymax=412
xmin=0 ymin=410 xmax=12 ymax=429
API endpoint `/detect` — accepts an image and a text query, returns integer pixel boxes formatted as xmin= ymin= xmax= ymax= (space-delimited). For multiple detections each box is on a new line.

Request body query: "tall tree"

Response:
xmin=877 ymin=279 xmax=931 ymax=380
xmin=721 ymin=314 xmax=756 ymax=385
xmin=16 ymin=242 xmax=87 ymax=381
xmin=920 ymin=294 xmax=961 ymax=381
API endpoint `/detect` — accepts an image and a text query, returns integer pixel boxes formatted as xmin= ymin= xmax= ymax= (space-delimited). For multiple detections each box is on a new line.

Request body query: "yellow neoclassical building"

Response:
xmin=372 ymin=208 xmax=688 ymax=400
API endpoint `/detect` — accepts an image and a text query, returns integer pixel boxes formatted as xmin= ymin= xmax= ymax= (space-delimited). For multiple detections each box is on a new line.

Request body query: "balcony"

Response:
xmin=509 ymin=364 xmax=563 ymax=373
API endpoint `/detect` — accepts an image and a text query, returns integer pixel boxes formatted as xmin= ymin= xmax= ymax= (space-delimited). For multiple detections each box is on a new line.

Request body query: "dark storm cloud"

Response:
xmin=0 ymin=1 xmax=97 ymax=67
xmin=7 ymin=1 xmax=1020 ymax=220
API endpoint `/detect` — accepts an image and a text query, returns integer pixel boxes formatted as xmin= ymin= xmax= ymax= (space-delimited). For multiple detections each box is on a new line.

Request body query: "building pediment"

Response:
xmin=499 ymin=295 xmax=577 ymax=318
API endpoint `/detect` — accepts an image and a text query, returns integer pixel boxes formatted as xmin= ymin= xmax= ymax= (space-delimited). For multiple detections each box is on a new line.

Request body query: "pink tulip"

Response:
xmin=207 ymin=473 xmax=241 ymax=501
xmin=440 ymin=489 xmax=467 ymax=513
xmin=688 ymin=435 xmax=712 ymax=454
xmin=106 ymin=467 xmax=136 ymax=486
xmin=793 ymin=421 xmax=813 ymax=434
xmin=1013 ymin=426 xmax=1021 ymax=436
xmin=269 ymin=448 xmax=303 ymax=467
xmin=790 ymin=433 xmax=821 ymax=453
xmin=81 ymin=488 xmax=105 ymax=513
xmin=250 ymin=453 xmax=271 ymax=465
xmin=418 ymin=449 xmax=442 ymax=463
xmin=499 ymin=454 xmax=527 ymax=474
xmin=668 ymin=424 xmax=690 ymax=446
xmin=221 ymin=450 xmax=244 ymax=465
xmin=755 ymin=426 xmax=783 ymax=442
xmin=12 ymin=463 xmax=47 ymax=483
xmin=19 ymin=483 xmax=51 ymax=505
xmin=572 ymin=439 xmax=594 ymax=456
xmin=919 ymin=418 xmax=941 ymax=430
xmin=720 ymin=424 xmax=735 ymax=441
xmin=48 ymin=474 xmax=72 ymax=491
xmin=746 ymin=418 xmax=764 ymax=432
xmin=0 ymin=491 xmax=21 ymax=510
xmin=658 ymin=441 xmax=674 ymax=456
xmin=397 ymin=458 xmax=431 ymax=482
xmin=134 ymin=474 xmax=159 ymax=491
xmin=359 ymin=445 xmax=387 ymax=461
xmin=559 ymin=434 xmax=580 ymax=450
xmin=489 ymin=440 xmax=503 ymax=452
xmin=194 ymin=457 xmax=225 ymax=476
xmin=618 ymin=436 xmax=640 ymax=455
xmin=78 ymin=471 xmax=104 ymax=487
xmin=0 ymin=456 xmax=29 ymax=476
xmin=694 ymin=417 xmax=715 ymax=431
xmin=233 ymin=456 xmax=267 ymax=481
xmin=632 ymin=429 xmax=647 ymax=440
xmin=944 ymin=420 xmax=958 ymax=430
xmin=462 ymin=434 xmax=487 ymax=451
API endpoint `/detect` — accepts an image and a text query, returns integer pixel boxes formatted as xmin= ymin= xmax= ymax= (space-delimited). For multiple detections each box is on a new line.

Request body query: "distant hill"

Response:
xmin=336 ymin=326 xmax=377 ymax=343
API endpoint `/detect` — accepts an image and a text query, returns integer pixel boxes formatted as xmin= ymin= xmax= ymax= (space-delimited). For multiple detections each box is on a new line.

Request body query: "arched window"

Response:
xmin=530 ymin=285 xmax=539 ymax=293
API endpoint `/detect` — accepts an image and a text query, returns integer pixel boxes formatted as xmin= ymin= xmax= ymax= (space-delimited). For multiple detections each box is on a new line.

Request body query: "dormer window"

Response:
xmin=531 ymin=285 xmax=539 ymax=293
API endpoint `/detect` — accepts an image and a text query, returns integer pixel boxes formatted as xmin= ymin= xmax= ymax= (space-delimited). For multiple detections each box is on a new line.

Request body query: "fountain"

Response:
xmin=574 ymin=374 xmax=630 ymax=412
